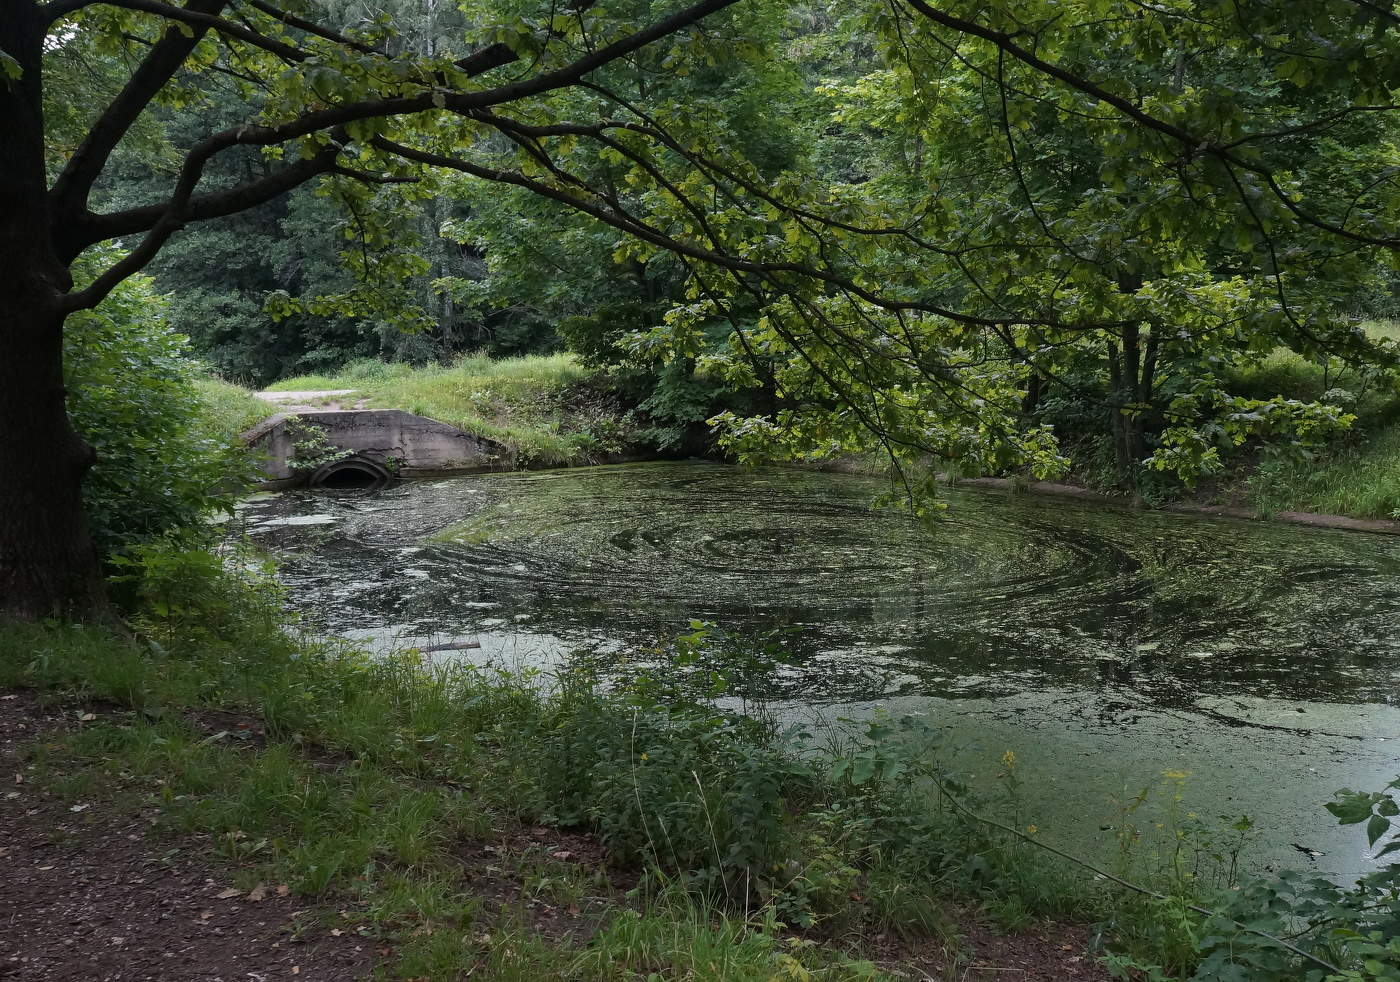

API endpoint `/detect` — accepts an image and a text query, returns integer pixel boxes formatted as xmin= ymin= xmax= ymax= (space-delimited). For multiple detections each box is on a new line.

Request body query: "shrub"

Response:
xmin=65 ymin=268 xmax=255 ymax=558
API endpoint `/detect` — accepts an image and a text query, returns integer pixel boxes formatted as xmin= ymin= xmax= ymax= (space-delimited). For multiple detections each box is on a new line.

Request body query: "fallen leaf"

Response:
xmin=275 ymin=884 xmax=290 ymax=896
xmin=216 ymin=888 xmax=241 ymax=900
xmin=199 ymin=911 xmax=213 ymax=921
xmin=550 ymin=850 xmax=573 ymax=860
xmin=291 ymin=967 xmax=300 ymax=975
xmin=331 ymin=929 xmax=344 ymax=937
xmin=69 ymin=804 xmax=89 ymax=813
xmin=13 ymin=773 xmax=21 ymax=785
xmin=247 ymin=884 xmax=266 ymax=902
xmin=37 ymin=865 xmax=54 ymax=871
xmin=0 ymin=694 xmax=17 ymax=700
xmin=78 ymin=712 xmax=96 ymax=722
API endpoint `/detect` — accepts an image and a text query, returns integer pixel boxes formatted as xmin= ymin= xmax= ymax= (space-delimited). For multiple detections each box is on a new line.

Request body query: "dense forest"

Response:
xmin=5 ymin=0 xmax=1400 ymax=978
xmin=120 ymin=0 xmax=1400 ymax=495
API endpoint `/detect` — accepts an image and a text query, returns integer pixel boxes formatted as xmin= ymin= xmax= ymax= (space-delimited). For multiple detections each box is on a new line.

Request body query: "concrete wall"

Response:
xmin=242 ymin=410 xmax=504 ymax=487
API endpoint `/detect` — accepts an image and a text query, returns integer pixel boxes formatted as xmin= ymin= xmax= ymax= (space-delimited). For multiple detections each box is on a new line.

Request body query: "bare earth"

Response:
xmin=0 ymin=695 xmax=376 ymax=981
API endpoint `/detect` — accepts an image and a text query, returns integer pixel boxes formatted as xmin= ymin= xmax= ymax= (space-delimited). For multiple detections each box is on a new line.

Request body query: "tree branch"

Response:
xmin=49 ymin=0 xmax=234 ymax=223
xmin=899 ymin=0 xmax=1400 ymax=249
xmin=60 ymin=142 xmax=342 ymax=310
xmin=57 ymin=0 xmax=745 ymax=263
xmin=370 ymin=136 xmax=1128 ymax=334
xmin=241 ymin=0 xmax=381 ymax=55
xmin=90 ymin=0 xmax=307 ymax=59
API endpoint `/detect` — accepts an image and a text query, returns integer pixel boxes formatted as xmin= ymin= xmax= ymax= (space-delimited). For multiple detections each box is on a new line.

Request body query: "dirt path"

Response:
xmin=0 ymin=696 xmax=376 ymax=981
xmin=254 ymin=390 xmax=368 ymax=413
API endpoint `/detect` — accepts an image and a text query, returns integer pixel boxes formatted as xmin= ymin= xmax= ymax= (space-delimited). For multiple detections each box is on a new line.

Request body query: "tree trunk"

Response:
xmin=1107 ymin=275 xmax=1151 ymax=491
xmin=0 ymin=301 xmax=108 ymax=621
xmin=0 ymin=2 xmax=109 ymax=621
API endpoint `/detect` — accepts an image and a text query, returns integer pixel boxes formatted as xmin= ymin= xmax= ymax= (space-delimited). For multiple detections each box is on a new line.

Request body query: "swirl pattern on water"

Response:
xmin=242 ymin=461 xmax=1400 ymax=708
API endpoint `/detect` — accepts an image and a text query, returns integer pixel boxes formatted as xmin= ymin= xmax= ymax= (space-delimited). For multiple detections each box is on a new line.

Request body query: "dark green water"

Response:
xmin=240 ymin=461 xmax=1400 ymax=879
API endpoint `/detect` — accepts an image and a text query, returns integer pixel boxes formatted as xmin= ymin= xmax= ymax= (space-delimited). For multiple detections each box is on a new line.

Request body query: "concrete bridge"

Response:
xmin=241 ymin=407 xmax=503 ymax=489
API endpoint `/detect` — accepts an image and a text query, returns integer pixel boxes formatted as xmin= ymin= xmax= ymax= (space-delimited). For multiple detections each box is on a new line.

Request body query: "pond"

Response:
xmin=239 ymin=460 xmax=1400 ymax=881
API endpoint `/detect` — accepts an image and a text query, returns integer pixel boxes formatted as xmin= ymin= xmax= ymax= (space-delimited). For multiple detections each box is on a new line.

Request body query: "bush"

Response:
xmin=65 ymin=269 xmax=254 ymax=559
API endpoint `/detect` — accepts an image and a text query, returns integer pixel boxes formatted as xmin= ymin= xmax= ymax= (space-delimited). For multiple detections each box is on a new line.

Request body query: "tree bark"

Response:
xmin=0 ymin=2 xmax=109 ymax=621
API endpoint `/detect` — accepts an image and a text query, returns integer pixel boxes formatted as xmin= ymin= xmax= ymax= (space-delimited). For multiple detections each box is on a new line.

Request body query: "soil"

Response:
xmin=937 ymin=922 xmax=1109 ymax=981
xmin=0 ymin=693 xmax=376 ymax=981
xmin=1 ymin=691 xmax=1109 ymax=981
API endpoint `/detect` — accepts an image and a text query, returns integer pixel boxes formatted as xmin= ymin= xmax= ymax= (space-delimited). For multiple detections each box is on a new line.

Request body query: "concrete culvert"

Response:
xmin=309 ymin=456 xmax=392 ymax=490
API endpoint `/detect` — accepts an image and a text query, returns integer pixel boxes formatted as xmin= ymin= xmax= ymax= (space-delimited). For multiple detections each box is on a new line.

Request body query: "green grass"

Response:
xmin=265 ymin=353 xmax=637 ymax=466
xmin=1248 ymin=419 xmax=1400 ymax=519
xmin=193 ymin=376 xmax=277 ymax=443
xmin=1223 ymin=320 xmax=1400 ymax=519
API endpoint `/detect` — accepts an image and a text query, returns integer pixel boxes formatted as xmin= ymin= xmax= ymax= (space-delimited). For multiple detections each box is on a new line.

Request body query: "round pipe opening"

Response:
xmin=309 ymin=455 xmax=392 ymax=490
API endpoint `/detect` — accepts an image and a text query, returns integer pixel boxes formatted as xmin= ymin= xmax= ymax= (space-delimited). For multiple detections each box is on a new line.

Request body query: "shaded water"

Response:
xmin=241 ymin=461 xmax=1400 ymax=878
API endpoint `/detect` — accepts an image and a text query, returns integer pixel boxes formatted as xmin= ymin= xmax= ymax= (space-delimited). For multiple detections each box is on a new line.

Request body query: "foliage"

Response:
xmin=1328 ymin=781 xmax=1400 ymax=861
xmin=34 ymin=0 xmax=1400 ymax=510
xmin=1148 ymin=382 xmax=1357 ymax=485
xmin=1100 ymin=777 xmax=1400 ymax=981
xmin=64 ymin=268 xmax=256 ymax=559
xmin=282 ymin=417 xmax=354 ymax=476
xmin=106 ymin=538 xmax=283 ymax=648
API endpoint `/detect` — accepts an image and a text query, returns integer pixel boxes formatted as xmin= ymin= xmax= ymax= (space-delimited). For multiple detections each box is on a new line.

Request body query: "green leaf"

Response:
xmin=1327 ymin=791 xmax=1378 ymax=825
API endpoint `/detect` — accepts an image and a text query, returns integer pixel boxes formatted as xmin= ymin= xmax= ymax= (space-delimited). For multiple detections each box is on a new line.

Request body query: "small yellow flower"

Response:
xmin=1025 ymin=824 xmax=1038 ymax=836
xmin=1162 ymin=769 xmax=1188 ymax=782
xmin=640 ymin=753 xmax=649 ymax=762
xmin=1001 ymin=750 xmax=1017 ymax=770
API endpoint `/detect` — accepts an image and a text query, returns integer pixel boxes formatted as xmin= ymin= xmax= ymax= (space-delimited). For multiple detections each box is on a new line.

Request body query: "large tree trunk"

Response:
xmin=0 ymin=3 xmax=109 ymax=621
xmin=0 ymin=301 xmax=108 ymax=621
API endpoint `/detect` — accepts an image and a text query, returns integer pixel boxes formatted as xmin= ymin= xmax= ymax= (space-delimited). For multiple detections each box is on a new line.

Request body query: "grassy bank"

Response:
xmin=3 ymin=545 xmax=1398 ymax=980
xmin=254 ymin=340 xmax=1400 ymax=521
xmin=265 ymin=353 xmax=641 ymax=467
xmin=194 ymin=375 xmax=278 ymax=441
xmin=1223 ymin=321 xmax=1400 ymax=520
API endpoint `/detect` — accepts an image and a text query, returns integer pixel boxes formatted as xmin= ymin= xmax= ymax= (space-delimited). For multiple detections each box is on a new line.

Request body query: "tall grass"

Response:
xmin=1249 ymin=420 xmax=1400 ymax=519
